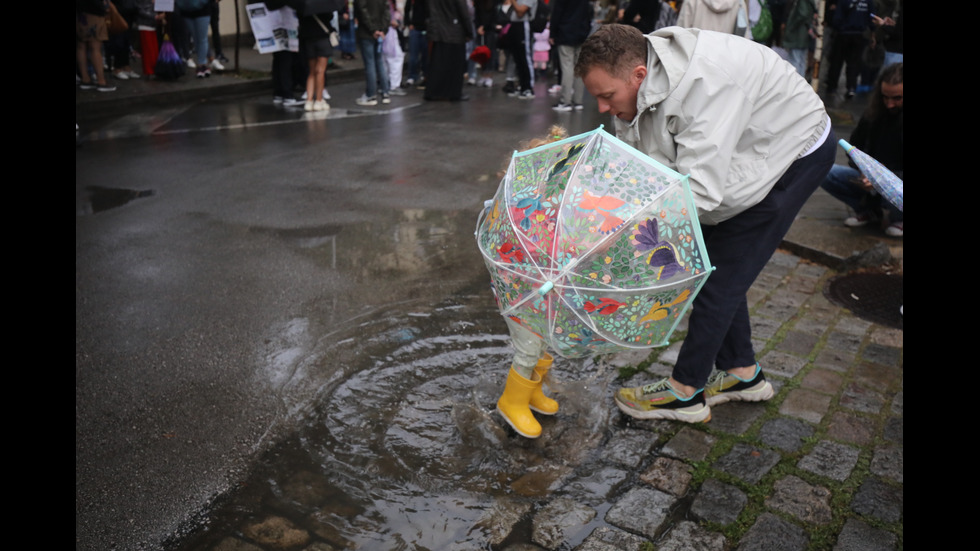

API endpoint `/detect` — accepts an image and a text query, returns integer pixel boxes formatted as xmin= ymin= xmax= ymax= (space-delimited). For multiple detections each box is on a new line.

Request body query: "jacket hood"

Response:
xmin=702 ymin=0 xmax=743 ymax=13
xmin=632 ymin=28 xmax=699 ymax=122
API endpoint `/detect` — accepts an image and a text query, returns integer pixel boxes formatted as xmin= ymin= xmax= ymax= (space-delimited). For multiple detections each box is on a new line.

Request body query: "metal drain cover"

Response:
xmin=825 ymin=272 xmax=903 ymax=329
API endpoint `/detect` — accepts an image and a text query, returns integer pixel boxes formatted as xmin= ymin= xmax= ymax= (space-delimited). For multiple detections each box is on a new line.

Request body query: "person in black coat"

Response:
xmin=423 ymin=0 xmax=474 ymax=100
xmin=550 ymin=0 xmax=594 ymax=110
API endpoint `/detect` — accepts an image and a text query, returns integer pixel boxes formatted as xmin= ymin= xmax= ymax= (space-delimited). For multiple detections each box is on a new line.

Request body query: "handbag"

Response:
xmin=312 ymin=14 xmax=341 ymax=47
xmin=107 ymin=1 xmax=129 ymax=35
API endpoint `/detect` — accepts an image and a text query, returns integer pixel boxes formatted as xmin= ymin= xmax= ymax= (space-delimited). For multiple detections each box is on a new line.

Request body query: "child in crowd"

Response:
xmin=532 ymin=22 xmax=551 ymax=77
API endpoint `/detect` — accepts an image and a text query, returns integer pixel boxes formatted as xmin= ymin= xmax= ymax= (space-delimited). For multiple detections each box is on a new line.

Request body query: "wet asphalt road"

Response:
xmin=76 ymin=80 xmax=611 ymax=551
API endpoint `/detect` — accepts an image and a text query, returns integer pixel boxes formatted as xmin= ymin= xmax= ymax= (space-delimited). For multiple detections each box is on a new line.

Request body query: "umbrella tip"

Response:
xmin=838 ymin=139 xmax=853 ymax=152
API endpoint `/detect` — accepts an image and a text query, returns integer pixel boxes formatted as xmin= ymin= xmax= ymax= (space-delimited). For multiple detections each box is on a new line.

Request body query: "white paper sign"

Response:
xmin=246 ymin=3 xmax=300 ymax=53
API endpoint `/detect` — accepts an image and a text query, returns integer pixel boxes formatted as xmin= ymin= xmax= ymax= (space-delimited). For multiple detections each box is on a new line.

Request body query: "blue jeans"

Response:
xmin=820 ymin=164 xmax=902 ymax=223
xmin=358 ymin=37 xmax=390 ymax=98
xmin=187 ymin=15 xmax=211 ymax=66
xmin=407 ymin=29 xmax=428 ymax=82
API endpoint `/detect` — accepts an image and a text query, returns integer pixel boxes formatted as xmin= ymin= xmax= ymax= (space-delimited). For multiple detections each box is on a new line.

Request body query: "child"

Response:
xmin=492 ymin=125 xmax=569 ymax=439
xmin=532 ymin=22 xmax=551 ymax=77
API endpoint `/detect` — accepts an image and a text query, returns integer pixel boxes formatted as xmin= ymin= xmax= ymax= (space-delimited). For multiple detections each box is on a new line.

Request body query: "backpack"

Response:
xmin=751 ymin=0 xmax=773 ymax=42
xmin=530 ymin=0 xmax=550 ymax=34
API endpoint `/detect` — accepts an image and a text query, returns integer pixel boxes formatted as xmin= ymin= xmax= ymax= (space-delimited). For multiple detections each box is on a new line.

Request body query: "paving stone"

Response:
xmin=605 ymin=348 xmax=655 ymax=370
xmin=851 ymin=476 xmax=903 ymax=523
xmin=736 ymin=512 xmax=808 ymax=551
xmin=833 ymin=316 xmax=873 ymax=337
xmin=882 ymin=417 xmax=902 ymax=444
xmin=824 ymin=330 xmax=863 ymax=354
xmin=860 ymin=343 xmax=902 ymax=368
xmin=812 ymin=346 xmax=855 ymax=373
xmin=639 ymin=456 xmax=692 ymax=496
xmin=661 ymin=426 xmax=716 ymax=462
xmin=890 ymin=390 xmax=903 ymax=416
xmin=798 ymin=441 xmax=860 ymax=482
xmin=690 ymin=478 xmax=747 ymax=526
xmin=756 ymin=297 xmax=802 ymax=322
xmin=765 ymin=475 xmax=833 ymax=524
xmin=657 ymin=520 xmax=727 ymax=551
xmin=472 ymin=498 xmax=534 ymax=546
xmin=868 ymin=326 xmax=903 ymax=348
xmin=774 ymin=330 xmax=820 ymax=357
xmin=793 ymin=315 xmax=833 ymax=337
xmin=713 ymin=443 xmax=782 ymax=485
xmin=800 ymin=367 xmax=845 ymax=395
xmin=605 ymin=486 xmax=675 ymax=539
xmin=796 ymin=261 xmax=828 ymax=279
xmin=750 ymin=316 xmax=782 ymax=341
xmin=759 ymin=417 xmax=814 ymax=452
xmin=825 ymin=411 xmax=876 ymax=446
xmin=852 ymin=362 xmax=900 ymax=389
xmin=838 ymin=382 xmax=886 ymax=414
xmin=709 ymin=401 xmax=767 ymax=434
xmin=870 ymin=445 xmax=903 ymax=484
xmin=833 ymin=518 xmax=897 ymax=551
xmin=560 ymin=465 xmax=630 ymax=507
xmin=780 ymin=388 xmax=832 ymax=424
xmin=531 ymin=497 xmax=597 ymax=550
xmin=760 ymin=350 xmax=808 ymax=379
xmin=573 ymin=526 xmax=649 ymax=551
xmin=603 ymin=428 xmax=658 ymax=469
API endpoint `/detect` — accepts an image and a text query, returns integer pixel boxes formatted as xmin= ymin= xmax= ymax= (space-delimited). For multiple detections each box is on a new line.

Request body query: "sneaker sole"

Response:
xmin=705 ymin=381 xmax=774 ymax=406
xmin=614 ymin=396 xmax=711 ymax=423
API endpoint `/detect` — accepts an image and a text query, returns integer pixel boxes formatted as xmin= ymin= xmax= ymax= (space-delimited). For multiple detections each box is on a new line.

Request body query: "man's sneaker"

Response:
xmin=381 ymin=93 xmax=391 ymax=104
xmin=210 ymin=58 xmax=225 ymax=71
xmin=187 ymin=58 xmax=197 ymax=68
xmin=517 ymin=89 xmax=534 ymax=100
xmin=614 ymin=379 xmax=711 ymax=423
xmin=885 ymin=221 xmax=903 ymax=237
xmin=844 ymin=212 xmax=876 ymax=227
xmin=97 ymin=83 xmax=117 ymax=92
xmin=552 ymin=102 xmax=573 ymax=111
xmin=282 ymin=97 xmax=305 ymax=107
xmin=404 ymin=78 xmax=416 ymax=86
xmin=704 ymin=365 xmax=774 ymax=406
xmin=356 ymin=94 xmax=378 ymax=106
xmin=573 ymin=103 xmax=584 ymax=110
xmin=548 ymin=84 xmax=561 ymax=95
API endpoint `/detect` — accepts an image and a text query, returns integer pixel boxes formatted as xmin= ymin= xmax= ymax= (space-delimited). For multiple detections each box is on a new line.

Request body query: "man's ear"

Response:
xmin=631 ymin=64 xmax=647 ymax=85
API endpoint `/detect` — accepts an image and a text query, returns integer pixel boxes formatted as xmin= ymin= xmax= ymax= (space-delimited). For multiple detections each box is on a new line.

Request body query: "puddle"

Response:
xmin=170 ymin=292 xmax=643 ymax=550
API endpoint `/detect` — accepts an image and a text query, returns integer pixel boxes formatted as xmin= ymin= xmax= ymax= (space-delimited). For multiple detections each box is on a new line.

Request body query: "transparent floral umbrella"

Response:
xmin=476 ymin=127 xmax=714 ymax=358
xmin=839 ymin=139 xmax=903 ymax=212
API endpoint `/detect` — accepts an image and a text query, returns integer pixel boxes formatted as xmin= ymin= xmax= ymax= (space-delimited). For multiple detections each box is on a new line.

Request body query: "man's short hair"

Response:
xmin=574 ymin=24 xmax=648 ymax=79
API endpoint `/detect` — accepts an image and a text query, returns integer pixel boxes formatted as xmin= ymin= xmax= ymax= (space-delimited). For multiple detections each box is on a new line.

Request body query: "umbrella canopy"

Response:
xmin=476 ymin=127 xmax=713 ymax=358
xmin=839 ymin=139 xmax=903 ymax=212
xmin=154 ymin=35 xmax=186 ymax=80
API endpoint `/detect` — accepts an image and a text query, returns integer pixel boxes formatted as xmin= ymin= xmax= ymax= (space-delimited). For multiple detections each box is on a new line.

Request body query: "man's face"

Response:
xmin=881 ymin=81 xmax=903 ymax=113
xmin=582 ymin=65 xmax=646 ymax=123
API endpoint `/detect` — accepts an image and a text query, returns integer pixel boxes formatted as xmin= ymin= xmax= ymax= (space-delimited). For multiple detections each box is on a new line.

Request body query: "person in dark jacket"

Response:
xmin=423 ymin=0 xmax=474 ymax=100
xmin=824 ymin=0 xmax=872 ymax=98
xmin=354 ymin=0 xmax=392 ymax=105
xmin=619 ymin=0 xmax=660 ymax=34
xmin=820 ymin=62 xmax=902 ymax=236
xmin=404 ymin=0 xmax=429 ymax=86
xmin=550 ymin=0 xmax=593 ymax=110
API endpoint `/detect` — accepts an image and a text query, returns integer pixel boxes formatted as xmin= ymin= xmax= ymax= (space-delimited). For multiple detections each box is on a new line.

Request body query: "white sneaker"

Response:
xmin=548 ymin=84 xmax=561 ymax=95
xmin=210 ymin=59 xmax=225 ymax=71
xmin=304 ymin=101 xmax=315 ymax=111
xmin=482 ymin=77 xmax=493 ymax=87
xmin=885 ymin=222 xmax=903 ymax=237
xmin=186 ymin=58 xmax=196 ymax=68
xmin=356 ymin=94 xmax=378 ymax=106
xmin=125 ymin=70 xmax=140 ymax=79
xmin=282 ymin=97 xmax=305 ymax=107
xmin=313 ymin=100 xmax=329 ymax=111
xmin=322 ymin=89 xmax=331 ymax=100
xmin=113 ymin=70 xmax=130 ymax=80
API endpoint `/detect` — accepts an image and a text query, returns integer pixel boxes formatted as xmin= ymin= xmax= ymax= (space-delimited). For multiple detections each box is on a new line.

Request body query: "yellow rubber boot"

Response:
xmin=529 ymin=353 xmax=559 ymax=416
xmin=496 ymin=366 xmax=543 ymax=438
